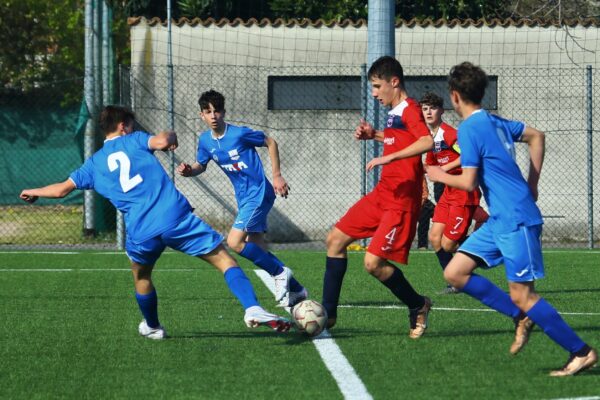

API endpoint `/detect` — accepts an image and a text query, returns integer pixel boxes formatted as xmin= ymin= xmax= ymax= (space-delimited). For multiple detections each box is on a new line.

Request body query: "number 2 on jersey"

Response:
xmin=107 ymin=151 xmax=143 ymax=192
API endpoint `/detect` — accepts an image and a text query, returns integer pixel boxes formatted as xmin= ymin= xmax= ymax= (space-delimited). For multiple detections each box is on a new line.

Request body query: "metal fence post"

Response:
xmin=167 ymin=0 xmax=175 ymax=180
xmin=116 ymin=64 xmax=126 ymax=250
xmin=586 ymin=65 xmax=594 ymax=249
xmin=83 ymin=0 xmax=96 ymax=237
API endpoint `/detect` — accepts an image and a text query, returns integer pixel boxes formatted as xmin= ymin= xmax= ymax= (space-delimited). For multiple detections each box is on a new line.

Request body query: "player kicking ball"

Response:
xmin=322 ymin=56 xmax=434 ymax=339
xmin=426 ymin=62 xmax=597 ymax=375
xmin=177 ymin=90 xmax=307 ymax=308
xmin=20 ymin=105 xmax=291 ymax=339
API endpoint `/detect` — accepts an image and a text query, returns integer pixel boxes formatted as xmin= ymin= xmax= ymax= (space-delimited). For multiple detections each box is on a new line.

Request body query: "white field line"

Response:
xmin=549 ymin=397 xmax=600 ymax=400
xmin=253 ymin=270 xmax=373 ymax=400
xmin=339 ymin=304 xmax=600 ymax=316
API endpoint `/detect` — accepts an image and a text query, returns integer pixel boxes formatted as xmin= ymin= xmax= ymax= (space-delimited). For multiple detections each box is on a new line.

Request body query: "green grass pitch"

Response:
xmin=1 ymin=250 xmax=599 ymax=399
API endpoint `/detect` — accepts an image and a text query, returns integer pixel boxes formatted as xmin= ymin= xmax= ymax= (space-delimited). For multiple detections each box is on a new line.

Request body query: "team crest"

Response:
xmin=387 ymin=115 xmax=394 ymax=127
xmin=228 ymin=149 xmax=240 ymax=161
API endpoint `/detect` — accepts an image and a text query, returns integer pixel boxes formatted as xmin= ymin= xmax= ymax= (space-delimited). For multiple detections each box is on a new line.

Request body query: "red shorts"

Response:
xmin=432 ymin=196 xmax=477 ymax=242
xmin=335 ymin=193 xmax=418 ymax=264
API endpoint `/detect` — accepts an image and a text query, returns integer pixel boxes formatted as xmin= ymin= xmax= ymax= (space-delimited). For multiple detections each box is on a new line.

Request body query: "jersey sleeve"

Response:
xmin=240 ymin=127 xmax=266 ymax=147
xmin=196 ymin=134 xmax=211 ymax=165
xmin=69 ymin=158 xmax=95 ymax=190
xmin=457 ymin=126 xmax=480 ymax=168
xmin=131 ymin=131 xmax=153 ymax=152
xmin=496 ymin=116 xmax=525 ymax=141
xmin=403 ymin=106 xmax=431 ymax=140
xmin=444 ymin=128 xmax=461 ymax=154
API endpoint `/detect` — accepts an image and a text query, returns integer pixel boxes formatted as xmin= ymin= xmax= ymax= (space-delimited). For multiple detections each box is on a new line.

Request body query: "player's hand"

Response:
xmin=273 ymin=176 xmax=290 ymax=198
xmin=20 ymin=190 xmax=38 ymax=204
xmin=176 ymin=162 xmax=192 ymax=177
xmin=354 ymin=119 xmax=375 ymax=140
xmin=424 ymin=165 xmax=445 ymax=182
xmin=366 ymin=155 xmax=391 ymax=171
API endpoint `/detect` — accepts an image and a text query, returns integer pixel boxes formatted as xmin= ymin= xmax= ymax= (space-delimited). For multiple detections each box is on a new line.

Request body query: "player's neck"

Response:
xmin=460 ymin=104 xmax=482 ymax=120
xmin=427 ymin=122 xmax=442 ymax=134
xmin=390 ymin=90 xmax=408 ymax=109
xmin=211 ymin=122 xmax=227 ymax=138
xmin=105 ymin=132 xmax=121 ymax=140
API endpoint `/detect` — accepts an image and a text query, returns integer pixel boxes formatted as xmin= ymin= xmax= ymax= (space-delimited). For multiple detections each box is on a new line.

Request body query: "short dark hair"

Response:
xmin=198 ymin=90 xmax=225 ymax=112
xmin=367 ymin=56 xmax=405 ymax=88
xmin=448 ymin=62 xmax=488 ymax=105
xmin=420 ymin=92 xmax=444 ymax=108
xmin=99 ymin=105 xmax=135 ymax=135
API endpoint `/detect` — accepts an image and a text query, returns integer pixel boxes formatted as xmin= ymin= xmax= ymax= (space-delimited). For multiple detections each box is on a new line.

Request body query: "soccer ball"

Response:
xmin=292 ymin=299 xmax=328 ymax=337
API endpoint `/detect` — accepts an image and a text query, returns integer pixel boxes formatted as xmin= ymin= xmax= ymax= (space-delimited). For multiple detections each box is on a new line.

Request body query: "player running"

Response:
xmin=322 ymin=56 xmax=434 ymax=339
xmin=177 ymin=90 xmax=307 ymax=307
xmin=426 ymin=62 xmax=597 ymax=375
xmin=20 ymin=105 xmax=292 ymax=339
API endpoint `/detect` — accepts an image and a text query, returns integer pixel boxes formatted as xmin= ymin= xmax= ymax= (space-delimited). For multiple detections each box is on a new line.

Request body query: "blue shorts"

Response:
xmin=458 ymin=223 xmax=545 ymax=282
xmin=233 ymin=191 xmax=275 ymax=233
xmin=126 ymin=213 xmax=224 ymax=266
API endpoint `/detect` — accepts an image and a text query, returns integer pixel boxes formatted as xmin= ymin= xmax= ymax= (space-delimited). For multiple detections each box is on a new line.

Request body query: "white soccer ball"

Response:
xmin=292 ymin=299 xmax=328 ymax=337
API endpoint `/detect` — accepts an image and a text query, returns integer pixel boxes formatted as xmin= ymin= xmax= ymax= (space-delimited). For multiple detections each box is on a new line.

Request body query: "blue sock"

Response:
xmin=526 ymin=298 xmax=587 ymax=354
xmin=239 ymin=242 xmax=304 ymax=292
xmin=435 ymin=249 xmax=453 ymax=271
xmin=322 ymin=257 xmax=347 ymax=318
xmin=224 ymin=266 xmax=260 ymax=310
xmin=461 ymin=274 xmax=521 ymax=318
xmin=135 ymin=289 xmax=160 ymax=328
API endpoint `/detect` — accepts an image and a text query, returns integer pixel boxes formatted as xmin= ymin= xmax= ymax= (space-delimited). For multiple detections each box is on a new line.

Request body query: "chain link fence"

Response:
xmin=2 ymin=65 xmax=599 ymax=249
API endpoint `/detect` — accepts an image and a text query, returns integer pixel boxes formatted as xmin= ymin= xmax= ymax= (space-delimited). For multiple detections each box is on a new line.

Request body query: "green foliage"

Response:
xmin=0 ymin=0 xmax=84 ymax=92
xmin=269 ymin=0 xmax=367 ymax=21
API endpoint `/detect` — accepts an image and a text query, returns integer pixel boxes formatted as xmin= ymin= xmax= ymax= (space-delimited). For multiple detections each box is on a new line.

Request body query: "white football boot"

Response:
xmin=244 ymin=306 xmax=292 ymax=332
xmin=138 ymin=320 xmax=167 ymax=340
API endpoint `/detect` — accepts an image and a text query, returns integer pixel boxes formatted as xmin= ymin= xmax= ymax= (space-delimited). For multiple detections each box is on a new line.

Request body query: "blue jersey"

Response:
xmin=458 ymin=110 xmax=543 ymax=233
xmin=70 ymin=131 xmax=192 ymax=244
xmin=196 ymin=124 xmax=274 ymax=206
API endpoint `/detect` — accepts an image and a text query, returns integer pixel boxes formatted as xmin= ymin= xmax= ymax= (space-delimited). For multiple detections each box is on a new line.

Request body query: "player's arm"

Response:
xmin=425 ymin=165 xmax=479 ymax=192
xmin=366 ymin=135 xmax=433 ymax=171
xmin=354 ymin=119 xmax=384 ymax=142
xmin=441 ymin=157 xmax=461 ymax=172
xmin=176 ymin=162 xmax=206 ymax=177
xmin=20 ymin=179 xmax=76 ymax=203
xmin=264 ymin=136 xmax=290 ymax=198
xmin=519 ymin=126 xmax=545 ymax=201
xmin=149 ymin=130 xmax=178 ymax=151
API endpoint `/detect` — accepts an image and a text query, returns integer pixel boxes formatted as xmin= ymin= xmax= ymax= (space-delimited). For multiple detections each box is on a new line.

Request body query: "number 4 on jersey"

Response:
xmin=108 ymin=151 xmax=143 ymax=192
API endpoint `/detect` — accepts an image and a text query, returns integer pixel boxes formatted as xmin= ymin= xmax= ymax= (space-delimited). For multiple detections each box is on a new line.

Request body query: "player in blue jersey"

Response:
xmin=426 ymin=62 xmax=597 ymax=376
xmin=20 ymin=105 xmax=292 ymax=339
xmin=177 ymin=90 xmax=307 ymax=308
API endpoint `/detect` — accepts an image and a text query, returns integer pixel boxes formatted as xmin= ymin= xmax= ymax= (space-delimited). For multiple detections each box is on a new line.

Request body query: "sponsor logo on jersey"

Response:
xmin=437 ymin=156 xmax=450 ymax=164
xmin=383 ymin=137 xmax=395 ymax=145
xmin=228 ymin=149 xmax=240 ymax=161
xmin=221 ymin=161 xmax=248 ymax=172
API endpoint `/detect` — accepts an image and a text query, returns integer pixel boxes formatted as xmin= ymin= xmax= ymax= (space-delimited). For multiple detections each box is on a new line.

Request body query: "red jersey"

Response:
xmin=425 ymin=122 xmax=481 ymax=206
xmin=373 ymin=98 xmax=430 ymax=212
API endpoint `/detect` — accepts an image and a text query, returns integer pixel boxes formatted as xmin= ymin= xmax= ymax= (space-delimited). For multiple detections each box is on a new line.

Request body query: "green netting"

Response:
xmin=0 ymin=102 xmax=84 ymax=205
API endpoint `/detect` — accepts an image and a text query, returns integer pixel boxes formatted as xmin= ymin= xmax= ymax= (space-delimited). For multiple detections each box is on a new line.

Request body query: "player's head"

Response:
xmin=420 ymin=92 xmax=444 ymax=128
xmin=199 ymin=90 xmax=225 ymax=112
xmin=448 ymin=62 xmax=488 ymax=112
xmin=198 ymin=90 xmax=226 ymax=131
xmin=367 ymin=56 xmax=405 ymax=108
xmin=99 ymin=105 xmax=135 ymax=136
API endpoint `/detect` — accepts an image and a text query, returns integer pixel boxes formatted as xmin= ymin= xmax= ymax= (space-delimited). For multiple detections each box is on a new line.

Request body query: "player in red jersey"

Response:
xmin=420 ymin=92 xmax=488 ymax=294
xmin=322 ymin=56 xmax=434 ymax=339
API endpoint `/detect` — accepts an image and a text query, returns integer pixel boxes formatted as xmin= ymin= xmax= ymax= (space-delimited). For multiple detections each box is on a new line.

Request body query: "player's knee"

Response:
xmin=226 ymin=236 xmax=244 ymax=253
xmin=326 ymin=230 xmax=346 ymax=253
xmin=429 ymin=232 xmax=441 ymax=249
xmin=441 ymin=239 xmax=459 ymax=253
xmin=362 ymin=257 xmax=383 ymax=276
